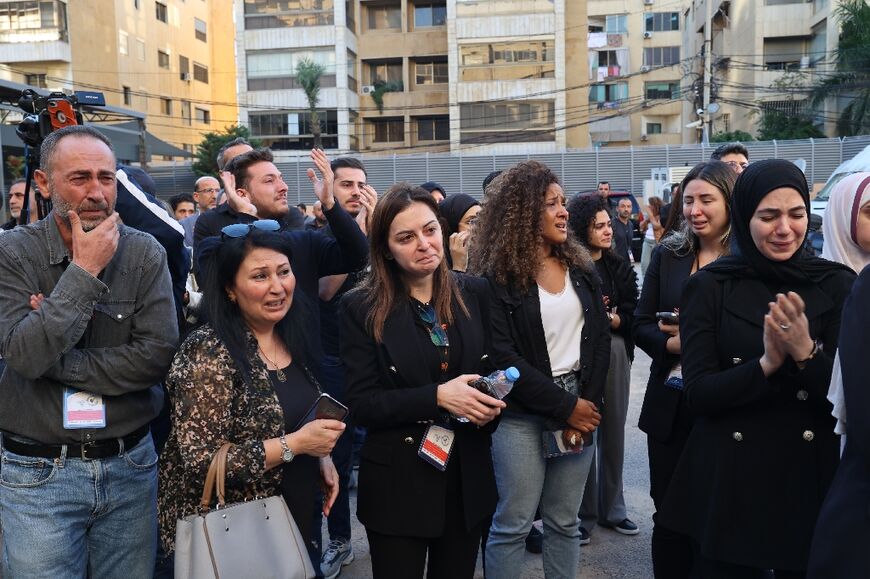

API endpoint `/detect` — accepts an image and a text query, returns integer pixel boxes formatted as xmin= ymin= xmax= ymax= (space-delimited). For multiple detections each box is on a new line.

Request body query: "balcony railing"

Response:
xmin=0 ymin=26 xmax=67 ymax=43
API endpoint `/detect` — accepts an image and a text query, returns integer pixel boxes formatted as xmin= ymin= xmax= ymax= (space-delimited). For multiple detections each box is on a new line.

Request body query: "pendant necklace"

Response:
xmin=259 ymin=344 xmax=286 ymax=382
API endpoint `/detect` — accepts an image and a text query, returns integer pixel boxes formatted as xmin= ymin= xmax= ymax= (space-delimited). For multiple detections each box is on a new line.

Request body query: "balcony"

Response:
xmin=763 ymin=2 xmax=813 ymax=38
xmin=0 ymin=27 xmax=70 ymax=63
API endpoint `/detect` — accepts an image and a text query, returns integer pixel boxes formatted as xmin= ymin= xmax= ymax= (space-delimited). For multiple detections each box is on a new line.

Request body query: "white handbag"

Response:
xmin=174 ymin=443 xmax=315 ymax=579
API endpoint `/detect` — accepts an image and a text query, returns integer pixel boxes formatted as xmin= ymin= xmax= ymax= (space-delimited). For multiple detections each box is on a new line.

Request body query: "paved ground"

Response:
xmin=325 ymin=349 xmax=656 ymax=579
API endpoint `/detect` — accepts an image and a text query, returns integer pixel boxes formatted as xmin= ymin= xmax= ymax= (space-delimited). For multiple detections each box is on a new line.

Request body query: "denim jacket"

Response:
xmin=0 ymin=214 xmax=178 ymax=443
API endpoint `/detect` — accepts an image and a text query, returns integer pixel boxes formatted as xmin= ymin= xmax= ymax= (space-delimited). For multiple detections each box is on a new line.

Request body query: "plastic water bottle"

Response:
xmin=471 ymin=366 xmax=520 ymax=400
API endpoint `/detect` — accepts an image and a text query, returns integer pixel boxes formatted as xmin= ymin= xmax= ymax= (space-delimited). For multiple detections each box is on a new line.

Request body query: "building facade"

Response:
xmin=0 ymin=0 xmax=237 ymax=156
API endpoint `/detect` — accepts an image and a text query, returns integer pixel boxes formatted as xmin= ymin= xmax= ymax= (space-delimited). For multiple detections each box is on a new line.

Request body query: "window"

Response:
xmin=160 ymin=98 xmax=172 ymax=116
xmin=193 ymin=62 xmax=209 ymax=83
xmin=181 ymin=100 xmax=192 ymax=125
xmin=246 ymin=49 xmax=337 ymax=90
xmin=123 ymin=86 xmax=132 ymax=106
xmin=249 ymin=110 xmax=339 ymax=150
xmin=414 ymin=59 xmax=448 ymax=85
xmin=763 ymin=38 xmax=805 ymax=70
xmin=588 ymin=83 xmax=629 ymax=104
xmin=133 ymin=0 xmax=140 ymax=9
xmin=119 ymin=30 xmax=128 ymax=55
xmin=367 ymin=5 xmax=401 ymax=29
xmin=371 ymin=118 xmax=404 ymax=143
xmin=414 ymin=3 xmax=446 ymax=27
xmin=195 ymin=108 xmax=211 ymax=124
xmin=158 ymin=50 xmax=170 ymax=69
xmin=460 ymin=100 xmax=555 ymax=143
xmin=645 ymin=81 xmax=680 ymax=100
xmin=179 ymin=55 xmax=190 ymax=79
xmin=643 ymin=46 xmax=680 ymax=67
xmin=368 ymin=60 xmax=402 ymax=85
xmin=155 ymin=1 xmax=167 ymax=22
xmin=605 ymin=14 xmax=627 ymax=33
xmin=194 ymin=17 xmax=207 ymax=41
xmin=646 ymin=123 xmax=662 ymax=135
xmin=25 ymin=73 xmax=46 ymax=88
xmin=136 ymin=38 xmax=146 ymax=61
xmin=645 ymin=12 xmax=679 ymax=32
xmin=244 ymin=0 xmax=334 ymax=29
xmin=416 ymin=116 xmax=449 ymax=141
xmin=809 ymin=22 xmax=826 ymax=66
xmin=460 ymin=40 xmax=555 ymax=81
xmin=0 ymin=0 xmax=68 ymax=38
xmin=347 ymin=49 xmax=358 ymax=91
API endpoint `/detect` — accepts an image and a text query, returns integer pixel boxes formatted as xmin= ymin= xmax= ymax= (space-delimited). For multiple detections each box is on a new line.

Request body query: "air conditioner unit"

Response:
xmin=361 ymin=85 xmax=375 ymax=94
xmin=180 ymin=72 xmax=191 ymax=81
xmin=643 ymin=31 xmax=653 ymax=39
xmin=640 ymin=65 xmax=651 ymax=73
xmin=640 ymin=134 xmax=649 ymax=141
xmin=644 ymin=0 xmax=654 ymax=5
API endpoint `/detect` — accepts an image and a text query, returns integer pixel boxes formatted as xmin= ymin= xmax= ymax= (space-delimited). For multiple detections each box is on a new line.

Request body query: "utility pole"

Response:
xmin=701 ymin=0 xmax=713 ymax=145
xmin=137 ymin=118 xmax=149 ymax=170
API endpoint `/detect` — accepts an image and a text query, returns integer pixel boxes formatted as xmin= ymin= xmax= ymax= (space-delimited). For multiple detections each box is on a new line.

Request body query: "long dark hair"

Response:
xmin=201 ymin=229 xmax=314 ymax=383
xmin=357 ymin=183 xmax=468 ymax=343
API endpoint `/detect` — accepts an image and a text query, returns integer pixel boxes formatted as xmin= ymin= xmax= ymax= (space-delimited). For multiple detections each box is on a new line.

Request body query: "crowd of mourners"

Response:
xmin=1 ymin=126 xmax=869 ymax=579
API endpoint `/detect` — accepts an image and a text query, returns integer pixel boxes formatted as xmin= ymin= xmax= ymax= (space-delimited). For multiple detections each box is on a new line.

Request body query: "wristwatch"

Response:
xmin=279 ymin=435 xmax=295 ymax=463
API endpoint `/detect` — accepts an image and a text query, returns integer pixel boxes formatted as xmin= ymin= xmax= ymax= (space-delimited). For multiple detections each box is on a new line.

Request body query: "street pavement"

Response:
xmin=325 ymin=348 xmax=656 ymax=579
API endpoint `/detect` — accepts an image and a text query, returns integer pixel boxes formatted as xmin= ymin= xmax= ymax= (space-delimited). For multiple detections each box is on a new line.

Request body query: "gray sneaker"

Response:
xmin=321 ymin=537 xmax=354 ymax=579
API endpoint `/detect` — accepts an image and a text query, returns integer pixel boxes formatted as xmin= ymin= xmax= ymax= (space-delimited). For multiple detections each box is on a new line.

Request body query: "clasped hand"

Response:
xmin=436 ymin=375 xmax=506 ymax=426
xmin=760 ymin=291 xmax=815 ymax=376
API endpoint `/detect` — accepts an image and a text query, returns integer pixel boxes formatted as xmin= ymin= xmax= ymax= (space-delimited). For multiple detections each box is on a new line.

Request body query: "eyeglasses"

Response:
xmin=725 ymin=161 xmax=750 ymax=171
xmin=196 ymin=187 xmax=220 ymax=195
xmin=221 ymin=219 xmax=280 ymax=239
xmin=415 ymin=302 xmax=449 ymax=348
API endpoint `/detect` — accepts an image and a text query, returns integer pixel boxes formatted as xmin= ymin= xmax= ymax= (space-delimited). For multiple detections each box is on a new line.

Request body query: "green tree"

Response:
xmin=757 ymin=110 xmax=826 ymax=141
xmin=711 ymin=130 xmax=755 ymax=143
xmin=809 ymin=0 xmax=870 ymax=136
xmin=191 ymin=125 xmax=260 ymax=177
xmin=295 ymin=57 xmax=325 ymax=149
xmin=370 ymin=79 xmax=403 ymax=113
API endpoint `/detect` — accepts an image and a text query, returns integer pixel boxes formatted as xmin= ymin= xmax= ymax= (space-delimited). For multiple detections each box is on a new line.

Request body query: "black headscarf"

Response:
xmin=704 ymin=158 xmax=851 ymax=284
xmin=438 ymin=194 xmax=480 ymax=235
xmin=420 ymin=181 xmax=447 ymax=198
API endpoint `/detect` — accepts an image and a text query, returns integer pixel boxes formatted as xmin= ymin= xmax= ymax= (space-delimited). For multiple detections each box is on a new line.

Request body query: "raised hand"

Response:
xmin=307 ymin=149 xmax=335 ymax=210
xmin=449 ymin=230 xmax=471 ymax=272
xmin=69 ymin=211 xmax=120 ymax=277
xmin=437 ymin=374 xmax=506 ymax=426
xmin=355 ymin=183 xmax=378 ymax=235
xmin=768 ymin=292 xmax=815 ymax=362
xmin=219 ymin=170 xmax=258 ymax=217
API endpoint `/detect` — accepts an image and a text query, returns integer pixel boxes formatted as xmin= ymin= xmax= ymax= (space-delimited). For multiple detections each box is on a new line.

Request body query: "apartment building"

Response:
xmin=681 ymin=0 xmax=841 ymax=142
xmin=586 ymin=0 xmax=687 ymax=147
xmin=0 ymin=0 xmax=236 ymax=156
xmin=448 ymin=0 xmax=588 ymax=154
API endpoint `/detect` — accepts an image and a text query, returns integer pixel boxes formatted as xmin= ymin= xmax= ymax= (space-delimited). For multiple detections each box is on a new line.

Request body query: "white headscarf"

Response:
xmin=821 ymin=172 xmax=870 ymax=450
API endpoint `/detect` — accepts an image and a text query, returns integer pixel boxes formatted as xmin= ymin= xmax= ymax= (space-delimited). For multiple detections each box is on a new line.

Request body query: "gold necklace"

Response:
xmin=258 ymin=344 xmax=286 ymax=382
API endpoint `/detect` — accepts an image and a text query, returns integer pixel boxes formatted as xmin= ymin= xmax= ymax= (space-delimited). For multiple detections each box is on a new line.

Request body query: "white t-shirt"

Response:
xmin=538 ymin=268 xmax=584 ymax=376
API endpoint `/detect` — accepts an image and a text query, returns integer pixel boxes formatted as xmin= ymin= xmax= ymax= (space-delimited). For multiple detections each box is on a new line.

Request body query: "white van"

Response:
xmin=811 ymin=144 xmax=870 ymax=217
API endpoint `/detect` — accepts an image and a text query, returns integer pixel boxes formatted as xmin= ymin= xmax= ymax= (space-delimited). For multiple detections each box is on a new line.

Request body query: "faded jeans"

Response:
xmin=486 ymin=413 xmax=597 ymax=579
xmin=0 ymin=433 xmax=158 ymax=578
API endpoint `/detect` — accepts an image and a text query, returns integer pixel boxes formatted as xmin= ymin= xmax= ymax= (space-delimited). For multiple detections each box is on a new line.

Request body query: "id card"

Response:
xmin=418 ymin=424 xmax=455 ymax=471
xmin=665 ymin=363 xmax=684 ymax=391
xmin=542 ymin=430 xmax=583 ymax=459
xmin=63 ymin=388 xmax=106 ymax=429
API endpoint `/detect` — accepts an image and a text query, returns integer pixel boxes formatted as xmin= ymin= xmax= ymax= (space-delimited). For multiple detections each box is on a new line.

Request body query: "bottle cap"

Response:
xmin=505 ymin=367 xmax=520 ymax=381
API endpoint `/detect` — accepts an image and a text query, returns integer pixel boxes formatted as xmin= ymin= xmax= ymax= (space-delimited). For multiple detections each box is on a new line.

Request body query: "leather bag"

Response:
xmin=174 ymin=443 xmax=315 ymax=579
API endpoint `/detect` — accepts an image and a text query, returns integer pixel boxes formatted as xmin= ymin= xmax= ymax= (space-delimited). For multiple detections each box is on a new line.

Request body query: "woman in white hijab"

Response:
xmin=821 ymin=172 xmax=870 ymax=450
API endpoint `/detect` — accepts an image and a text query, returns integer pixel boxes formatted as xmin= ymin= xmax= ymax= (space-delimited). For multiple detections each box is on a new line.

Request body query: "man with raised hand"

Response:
xmin=0 ymin=125 xmax=178 ymax=577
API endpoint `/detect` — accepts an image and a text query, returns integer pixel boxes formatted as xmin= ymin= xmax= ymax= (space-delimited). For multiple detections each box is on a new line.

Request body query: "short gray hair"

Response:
xmin=39 ymin=125 xmax=114 ymax=176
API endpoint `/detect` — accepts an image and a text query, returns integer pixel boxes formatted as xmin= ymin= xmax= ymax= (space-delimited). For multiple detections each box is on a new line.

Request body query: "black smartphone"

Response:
xmin=295 ymin=393 xmax=349 ymax=429
xmin=656 ymin=311 xmax=680 ymax=325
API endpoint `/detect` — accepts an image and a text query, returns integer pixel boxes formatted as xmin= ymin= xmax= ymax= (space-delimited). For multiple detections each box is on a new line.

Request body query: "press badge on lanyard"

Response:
xmin=418 ymin=424 xmax=455 ymax=471
xmin=63 ymin=388 xmax=106 ymax=429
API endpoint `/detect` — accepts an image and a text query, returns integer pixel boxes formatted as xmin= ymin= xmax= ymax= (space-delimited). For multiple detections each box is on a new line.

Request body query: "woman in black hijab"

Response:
xmin=438 ymin=194 xmax=480 ymax=272
xmin=660 ymin=159 xmax=855 ymax=578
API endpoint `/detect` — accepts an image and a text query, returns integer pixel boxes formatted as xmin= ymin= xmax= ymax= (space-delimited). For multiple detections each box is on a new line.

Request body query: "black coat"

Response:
xmin=596 ymin=251 xmax=638 ymax=361
xmin=634 ymin=245 xmax=694 ymax=442
xmin=660 ymin=268 xmax=855 ymax=571
xmin=487 ymin=265 xmax=611 ymax=421
xmin=808 ymin=265 xmax=870 ymax=578
xmin=339 ymin=275 xmax=498 ymax=538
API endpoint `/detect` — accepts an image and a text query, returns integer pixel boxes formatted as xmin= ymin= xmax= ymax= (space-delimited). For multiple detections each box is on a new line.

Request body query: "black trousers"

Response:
xmin=648 ymin=431 xmax=695 ymax=579
xmin=697 ymin=556 xmax=805 ymax=579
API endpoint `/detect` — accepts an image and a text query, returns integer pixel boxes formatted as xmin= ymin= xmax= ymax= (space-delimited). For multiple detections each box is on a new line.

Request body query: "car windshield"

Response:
xmin=815 ymin=172 xmax=857 ymax=202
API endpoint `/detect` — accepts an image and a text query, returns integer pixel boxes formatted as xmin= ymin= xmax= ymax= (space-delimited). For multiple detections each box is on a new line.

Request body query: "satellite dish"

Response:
xmin=707 ymin=103 xmax=720 ymax=114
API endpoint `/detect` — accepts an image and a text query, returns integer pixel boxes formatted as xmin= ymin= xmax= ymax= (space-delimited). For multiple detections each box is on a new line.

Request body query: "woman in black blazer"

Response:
xmin=660 ymin=159 xmax=855 ymax=577
xmin=633 ymin=161 xmax=736 ymax=578
xmin=340 ymin=184 xmax=504 ymax=579
xmin=469 ymin=161 xmax=609 ymax=579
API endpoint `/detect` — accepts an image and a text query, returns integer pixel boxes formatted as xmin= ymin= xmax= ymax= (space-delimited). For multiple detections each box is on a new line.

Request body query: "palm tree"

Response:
xmin=810 ymin=0 xmax=870 ymax=136
xmin=295 ymin=57 xmax=326 ymax=148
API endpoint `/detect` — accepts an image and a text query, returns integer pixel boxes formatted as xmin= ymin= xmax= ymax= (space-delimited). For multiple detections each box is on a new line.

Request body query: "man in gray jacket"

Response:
xmin=0 ymin=125 xmax=178 ymax=577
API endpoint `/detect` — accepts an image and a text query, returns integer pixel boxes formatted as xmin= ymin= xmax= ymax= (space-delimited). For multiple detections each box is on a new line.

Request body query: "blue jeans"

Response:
xmin=0 ymin=433 xmax=158 ymax=578
xmin=485 ymin=413 xmax=596 ymax=579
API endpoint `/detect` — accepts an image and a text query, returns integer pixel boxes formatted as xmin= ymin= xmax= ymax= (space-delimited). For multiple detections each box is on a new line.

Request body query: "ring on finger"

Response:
xmin=779 ymin=322 xmax=791 ymax=330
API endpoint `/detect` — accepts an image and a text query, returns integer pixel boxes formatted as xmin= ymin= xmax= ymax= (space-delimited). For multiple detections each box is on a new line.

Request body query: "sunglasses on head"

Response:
xmin=221 ymin=219 xmax=280 ymax=239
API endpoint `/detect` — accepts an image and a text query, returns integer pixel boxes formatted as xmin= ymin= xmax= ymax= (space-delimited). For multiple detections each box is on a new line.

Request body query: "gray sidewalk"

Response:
xmin=330 ymin=349 xmax=656 ymax=579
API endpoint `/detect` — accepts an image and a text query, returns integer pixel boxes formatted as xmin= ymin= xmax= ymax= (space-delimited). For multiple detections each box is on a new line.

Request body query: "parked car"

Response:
xmin=811 ymin=144 xmax=870 ymax=218
xmin=574 ymin=190 xmax=643 ymax=262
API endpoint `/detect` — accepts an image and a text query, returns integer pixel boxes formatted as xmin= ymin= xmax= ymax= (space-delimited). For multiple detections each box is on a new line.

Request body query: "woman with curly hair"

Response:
xmin=470 ymin=161 xmax=611 ymax=579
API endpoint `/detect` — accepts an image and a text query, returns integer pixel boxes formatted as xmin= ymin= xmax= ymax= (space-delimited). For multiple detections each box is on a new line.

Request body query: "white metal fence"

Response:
xmin=149 ymin=136 xmax=870 ymax=202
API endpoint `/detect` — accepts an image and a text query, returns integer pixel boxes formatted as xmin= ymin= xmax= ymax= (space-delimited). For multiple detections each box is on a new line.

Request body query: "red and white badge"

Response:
xmin=63 ymin=388 xmax=106 ymax=429
xmin=418 ymin=424 xmax=455 ymax=471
